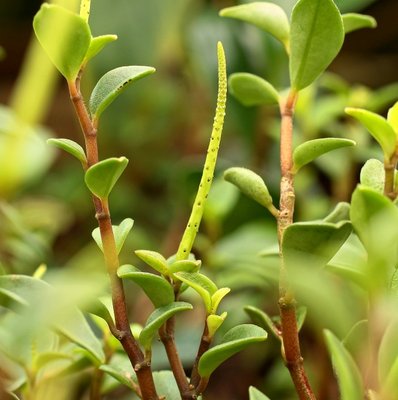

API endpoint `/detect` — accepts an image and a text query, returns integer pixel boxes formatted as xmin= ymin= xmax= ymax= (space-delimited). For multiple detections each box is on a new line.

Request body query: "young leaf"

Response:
xmin=387 ymin=100 xmax=398 ymax=133
xmin=135 ymin=250 xmax=170 ymax=276
xmin=168 ymin=259 xmax=201 ymax=274
xmin=100 ymin=364 xmax=137 ymax=390
xmin=211 ymin=287 xmax=230 ymax=315
xmin=292 ymin=138 xmax=355 ymax=173
xmin=207 ymin=312 xmax=227 ymax=338
xmin=198 ymin=324 xmax=267 ymax=378
xmin=84 ymin=34 xmax=118 ymax=63
xmin=360 ymin=159 xmax=384 ymax=193
xmin=224 ymin=167 xmax=278 ymax=216
xmin=139 ymin=302 xmax=193 ymax=350
xmin=89 ymin=66 xmax=156 ymax=119
xmin=85 ymin=157 xmax=128 ymax=199
xmin=47 ymin=138 xmax=87 ymax=165
xmin=117 ymin=264 xmax=174 ymax=308
xmin=289 ymin=0 xmax=344 ymax=91
xmin=323 ymin=202 xmax=351 ymax=223
xmin=342 ymin=13 xmax=377 ymax=34
xmin=33 ymin=4 xmax=91 ymax=81
xmin=229 ymin=73 xmax=279 ymax=107
xmin=219 ymin=3 xmax=290 ymax=51
xmin=174 ymin=272 xmax=218 ymax=313
xmin=324 ymin=330 xmax=364 ymax=400
xmin=345 ymin=108 xmax=397 ymax=158
xmin=249 ymin=386 xmax=271 ymax=400
xmin=244 ymin=305 xmax=280 ymax=339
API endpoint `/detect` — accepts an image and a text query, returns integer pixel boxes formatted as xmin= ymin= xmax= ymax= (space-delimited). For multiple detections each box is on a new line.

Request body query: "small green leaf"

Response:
xmin=139 ymin=302 xmax=192 ymax=350
xmin=323 ymin=202 xmax=351 ymax=223
xmin=229 ymin=73 xmax=279 ymax=107
xmin=33 ymin=4 xmax=91 ymax=80
xmin=135 ymin=250 xmax=170 ymax=276
xmin=387 ymin=101 xmax=398 ymax=133
xmin=207 ymin=312 xmax=227 ymax=338
xmin=85 ymin=157 xmax=128 ymax=199
xmin=117 ymin=265 xmax=174 ymax=308
xmin=89 ymin=66 xmax=156 ymax=119
xmin=211 ymin=287 xmax=230 ymax=315
xmin=100 ymin=364 xmax=137 ymax=390
xmin=168 ymin=259 xmax=201 ymax=274
xmin=290 ymin=0 xmax=344 ymax=90
xmin=324 ymin=330 xmax=364 ymax=400
xmin=244 ymin=305 xmax=280 ymax=340
xmin=198 ymin=324 xmax=267 ymax=378
xmin=174 ymin=272 xmax=217 ymax=313
xmin=84 ymin=34 xmax=118 ymax=63
xmin=342 ymin=13 xmax=377 ymax=34
xmin=360 ymin=159 xmax=385 ymax=193
xmin=219 ymin=2 xmax=290 ymax=50
xmin=282 ymin=221 xmax=352 ymax=270
xmin=345 ymin=107 xmax=397 ymax=158
xmin=249 ymin=386 xmax=271 ymax=400
xmin=47 ymin=138 xmax=87 ymax=165
xmin=224 ymin=167 xmax=277 ymax=216
xmin=292 ymin=138 xmax=355 ymax=173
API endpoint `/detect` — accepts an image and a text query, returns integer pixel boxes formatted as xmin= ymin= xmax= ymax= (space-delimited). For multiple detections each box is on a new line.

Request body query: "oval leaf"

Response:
xmin=324 ymin=330 xmax=364 ymax=400
xmin=219 ymin=3 xmax=290 ymax=50
xmin=244 ymin=305 xmax=280 ymax=340
xmin=342 ymin=13 xmax=377 ymax=34
xmin=85 ymin=34 xmax=118 ymax=63
xmin=33 ymin=4 xmax=91 ymax=81
xmin=345 ymin=107 xmax=397 ymax=158
xmin=292 ymin=138 xmax=355 ymax=173
xmin=207 ymin=312 xmax=227 ymax=338
xmin=117 ymin=265 xmax=174 ymax=308
xmin=47 ymin=138 xmax=87 ymax=165
xmin=323 ymin=202 xmax=351 ymax=223
xmin=229 ymin=73 xmax=279 ymax=107
xmin=89 ymin=66 xmax=156 ymax=119
xmin=211 ymin=287 xmax=230 ymax=315
xmin=135 ymin=250 xmax=169 ymax=276
xmin=290 ymin=0 xmax=344 ymax=90
xmin=360 ymin=159 xmax=384 ymax=193
xmin=249 ymin=386 xmax=271 ymax=400
xmin=85 ymin=157 xmax=128 ymax=199
xmin=198 ymin=324 xmax=267 ymax=378
xmin=139 ymin=302 xmax=193 ymax=350
xmin=168 ymin=259 xmax=201 ymax=274
xmin=100 ymin=364 xmax=137 ymax=390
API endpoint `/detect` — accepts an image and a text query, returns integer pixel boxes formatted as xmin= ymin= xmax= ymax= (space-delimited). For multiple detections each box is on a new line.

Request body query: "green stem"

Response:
xmin=384 ymin=155 xmax=398 ymax=200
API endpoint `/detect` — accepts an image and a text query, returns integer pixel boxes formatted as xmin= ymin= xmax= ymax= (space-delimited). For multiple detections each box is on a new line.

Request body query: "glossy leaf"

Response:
xmin=290 ymin=0 xmax=344 ymax=90
xmin=198 ymin=324 xmax=267 ymax=378
xmin=345 ymin=107 xmax=397 ymax=157
xmin=282 ymin=221 xmax=352 ymax=270
xmin=244 ymin=305 xmax=280 ymax=339
xmin=85 ymin=157 xmax=128 ymax=199
xmin=229 ymin=73 xmax=279 ymax=107
xmin=219 ymin=3 xmax=290 ymax=50
xmin=249 ymin=386 xmax=271 ymax=400
xmin=324 ymin=330 xmax=364 ymax=400
xmin=33 ymin=4 xmax=91 ymax=80
xmin=168 ymin=259 xmax=201 ymax=274
xmin=360 ymin=159 xmax=384 ymax=193
xmin=139 ymin=302 xmax=192 ymax=350
xmin=207 ymin=312 xmax=227 ymax=338
xmin=292 ymin=138 xmax=355 ymax=173
xmin=342 ymin=13 xmax=377 ymax=34
xmin=135 ymin=250 xmax=169 ymax=276
xmin=92 ymin=218 xmax=134 ymax=254
xmin=47 ymin=138 xmax=87 ymax=165
xmin=323 ymin=202 xmax=351 ymax=223
xmin=224 ymin=167 xmax=278 ymax=216
xmin=89 ymin=66 xmax=155 ymax=119
xmin=84 ymin=34 xmax=118 ymax=62
xmin=174 ymin=272 xmax=217 ymax=313
xmin=117 ymin=264 xmax=174 ymax=308
xmin=211 ymin=287 xmax=230 ymax=315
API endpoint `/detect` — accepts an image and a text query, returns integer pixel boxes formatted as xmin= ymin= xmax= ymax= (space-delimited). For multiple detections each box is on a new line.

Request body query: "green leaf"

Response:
xmin=249 ymin=386 xmax=271 ymax=400
xmin=139 ymin=302 xmax=193 ymax=350
xmin=84 ymin=34 xmax=118 ymax=63
xmin=85 ymin=157 xmax=128 ymax=199
xmin=292 ymin=138 xmax=355 ymax=173
xmin=47 ymin=138 xmax=87 ymax=165
xmin=135 ymin=250 xmax=170 ymax=276
xmin=219 ymin=2 xmax=290 ymax=50
xmin=324 ymin=330 xmax=364 ymax=400
xmin=92 ymin=218 xmax=134 ymax=254
xmin=117 ymin=265 xmax=174 ymax=308
xmin=244 ymin=305 xmax=280 ymax=340
xmin=100 ymin=364 xmax=137 ymax=390
xmin=387 ymin=100 xmax=398 ymax=133
xmin=224 ymin=167 xmax=277 ymax=216
xmin=378 ymin=319 xmax=398 ymax=385
xmin=323 ymin=202 xmax=351 ymax=223
xmin=289 ymin=0 xmax=344 ymax=90
xmin=342 ymin=13 xmax=377 ymax=34
xmin=174 ymin=272 xmax=218 ymax=313
xmin=360 ymin=159 xmax=384 ymax=193
xmin=33 ymin=4 xmax=91 ymax=81
xmin=85 ymin=298 xmax=114 ymax=327
xmin=89 ymin=66 xmax=156 ymax=119
xmin=207 ymin=312 xmax=227 ymax=338
xmin=282 ymin=221 xmax=352 ymax=270
xmin=210 ymin=287 xmax=230 ymax=315
xmin=198 ymin=324 xmax=267 ymax=378
xmin=168 ymin=259 xmax=201 ymax=274
xmin=345 ymin=107 xmax=397 ymax=158
xmin=228 ymin=73 xmax=279 ymax=107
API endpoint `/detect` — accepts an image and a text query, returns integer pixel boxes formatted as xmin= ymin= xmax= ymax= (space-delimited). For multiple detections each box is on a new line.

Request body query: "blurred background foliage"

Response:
xmin=1 ymin=0 xmax=398 ymax=399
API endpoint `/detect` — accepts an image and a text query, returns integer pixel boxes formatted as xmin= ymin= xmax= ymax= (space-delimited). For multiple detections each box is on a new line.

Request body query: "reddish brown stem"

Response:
xmin=190 ymin=322 xmax=211 ymax=389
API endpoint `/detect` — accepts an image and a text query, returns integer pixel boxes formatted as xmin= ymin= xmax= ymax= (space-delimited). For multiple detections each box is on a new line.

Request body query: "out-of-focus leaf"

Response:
xmin=387 ymin=101 xmax=398 ymax=133
xmin=244 ymin=305 xmax=280 ymax=339
xmin=100 ymin=364 xmax=137 ymax=390
xmin=378 ymin=319 xmax=398 ymax=385
xmin=323 ymin=202 xmax=351 ymax=223
xmin=84 ymin=34 xmax=117 ymax=62
xmin=47 ymin=138 xmax=87 ymax=165
xmin=342 ymin=13 xmax=377 ymax=34
xmin=360 ymin=159 xmax=384 ymax=193
xmin=249 ymin=386 xmax=271 ymax=400
xmin=204 ymin=179 xmax=239 ymax=221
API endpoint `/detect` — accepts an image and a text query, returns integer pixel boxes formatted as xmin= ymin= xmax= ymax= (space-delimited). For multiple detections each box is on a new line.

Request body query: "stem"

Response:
xmin=190 ymin=321 xmax=211 ymax=389
xmin=277 ymin=91 xmax=317 ymax=400
xmin=67 ymin=78 xmax=159 ymax=400
xmin=384 ymin=155 xmax=398 ymax=200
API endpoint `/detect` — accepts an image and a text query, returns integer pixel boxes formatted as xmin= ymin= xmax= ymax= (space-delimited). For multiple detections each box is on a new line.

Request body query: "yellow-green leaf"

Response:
xmin=84 ymin=34 xmax=118 ymax=63
xmin=342 ymin=13 xmax=377 ymax=34
xmin=47 ymin=138 xmax=87 ymax=165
